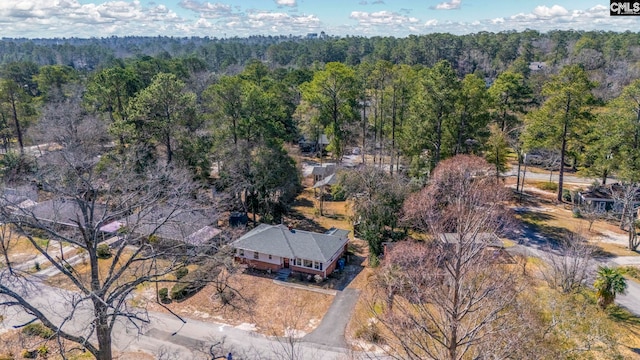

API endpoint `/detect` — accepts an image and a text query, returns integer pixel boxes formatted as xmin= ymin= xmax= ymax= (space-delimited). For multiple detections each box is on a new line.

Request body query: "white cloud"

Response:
xmin=432 ymin=0 xmax=461 ymax=10
xmin=532 ymin=5 xmax=568 ymax=19
xmin=350 ymin=10 xmax=419 ymax=26
xmin=178 ymin=0 xmax=232 ymax=18
xmin=416 ymin=4 xmax=629 ymax=35
xmin=274 ymin=0 xmax=297 ymax=7
xmin=0 ymin=0 xmax=188 ymax=37
xmin=425 ymin=19 xmax=438 ymax=26
xmin=0 ymin=0 xmax=631 ymax=39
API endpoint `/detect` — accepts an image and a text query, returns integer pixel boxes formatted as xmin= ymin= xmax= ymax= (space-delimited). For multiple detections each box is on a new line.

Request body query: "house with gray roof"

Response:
xmin=20 ymin=198 xmax=108 ymax=229
xmin=231 ymin=224 xmax=349 ymax=278
xmin=100 ymin=207 xmax=221 ymax=247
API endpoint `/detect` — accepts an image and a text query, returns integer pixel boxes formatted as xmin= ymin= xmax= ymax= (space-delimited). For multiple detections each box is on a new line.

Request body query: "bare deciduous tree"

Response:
xmin=0 ymin=95 xmax=220 ymax=360
xmin=610 ymin=182 xmax=640 ymax=250
xmin=542 ymin=229 xmax=594 ymax=293
xmin=0 ymin=223 xmax=16 ymax=274
xmin=374 ymin=155 xmax=526 ymax=360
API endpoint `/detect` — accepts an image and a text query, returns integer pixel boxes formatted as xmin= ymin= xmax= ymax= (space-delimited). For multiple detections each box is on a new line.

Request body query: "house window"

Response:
xmin=295 ymin=258 xmax=302 ymax=266
xmin=253 ymin=252 xmax=259 ymax=259
xmin=238 ymin=249 xmax=244 ymax=257
xmin=304 ymin=259 xmax=313 ymax=268
xmin=314 ymin=262 xmax=323 ymax=270
xmin=268 ymin=254 xmax=272 ymax=260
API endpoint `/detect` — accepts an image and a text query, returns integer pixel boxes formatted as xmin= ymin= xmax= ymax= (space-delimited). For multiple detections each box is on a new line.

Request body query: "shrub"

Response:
xmin=622 ymin=266 xmax=640 ymax=281
xmin=331 ymin=184 xmax=346 ymax=201
xmin=158 ymin=288 xmax=169 ymax=303
xmin=36 ymin=346 xmax=48 ymax=357
xmin=537 ymin=182 xmax=558 ymax=191
xmin=562 ymin=189 xmax=572 ymax=202
xmin=21 ymin=323 xmax=54 ymax=339
xmin=20 ymin=349 xmax=36 ymax=359
xmin=354 ymin=322 xmax=383 ymax=344
xmin=96 ymin=244 xmax=111 ymax=259
xmin=369 ymin=254 xmax=380 ymax=268
xmin=33 ymin=262 xmax=40 ymax=272
xmin=314 ymin=274 xmax=323 ymax=283
xmin=219 ymin=288 xmax=235 ymax=305
xmin=170 ymin=263 xmax=220 ymax=301
xmin=174 ymin=268 xmax=189 ymax=280
xmin=170 ymin=281 xmax=204 ymax=301
xmin=572 ymin=207 xmax=582 ymax=218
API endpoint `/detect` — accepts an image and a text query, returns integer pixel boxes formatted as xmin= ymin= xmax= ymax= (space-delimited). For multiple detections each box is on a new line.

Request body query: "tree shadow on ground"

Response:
xmin=608 ymin=305 xmax=640 ymax=326
xmin=590 ymin=246 xmax=617 ymax=259
xmin=284 ymin=209 xmax=328 ymax=234
xmin=292 ymin=196 xmax=314 ymax=209
xmin=332 ymin=241 xmax=366 ymax=291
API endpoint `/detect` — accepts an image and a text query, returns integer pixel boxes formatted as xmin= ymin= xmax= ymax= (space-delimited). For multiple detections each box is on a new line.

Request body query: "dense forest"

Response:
xmin=2 ymin=29 xmax=640 ymax=212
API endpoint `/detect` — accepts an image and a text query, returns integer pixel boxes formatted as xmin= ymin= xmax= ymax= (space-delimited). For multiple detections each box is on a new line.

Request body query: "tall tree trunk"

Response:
xmin=232 ymin=116 xmax=238 ymax=147
xmin=362 ymin=102 xmax=366 ymax=165
xmin=516 ymin=152 xmax=522 ymax=193
xmin=390 ymin=88 xmax=397 ymax=175
xmin=165 ymin=132 xmax=172 ymax=164
xmin=434 ymin=111 xmax=443 ymax=169
xmin=9 ymin=91 xmax=24 ymax=154
xmin=373 ymin=95 xmax=378 ymax=166
xmin=379 ymin=87 xmax=385 ymax=169
xmin=94 ymin=302 xmax=113 ymax=360
xmin=558 ymin=98 xmax=571 ymax=202
xmin=457 ymin=105 xmax=467 ymax=155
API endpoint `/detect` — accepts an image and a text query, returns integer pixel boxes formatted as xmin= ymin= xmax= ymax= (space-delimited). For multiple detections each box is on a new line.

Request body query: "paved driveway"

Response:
xmin=303 ymin=288 xmax=361 ymax=348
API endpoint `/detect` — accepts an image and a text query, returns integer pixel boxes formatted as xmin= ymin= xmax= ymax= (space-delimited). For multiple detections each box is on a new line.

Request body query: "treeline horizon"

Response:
xmin=1 ymin=30 xmax=638 ymax=81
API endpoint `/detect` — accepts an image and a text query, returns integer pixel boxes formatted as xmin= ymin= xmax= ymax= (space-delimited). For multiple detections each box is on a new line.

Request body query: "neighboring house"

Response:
xmin=313 ymin=173 xmax=337 ymax=190
xmin=577 ymin=183 xmax=640 ymax=213
xmin=298 ymin=134 xmax=330 ymax=153
xmin=311 ymin=164 xmax=336 ymax=184
xmin=232 ymin=224 xmax=349 ymax=278
xmin=1 ymin=186 xmax=38 ymax=210
xmin=100 ymin=208 xmax=221 ymax=248
xmin=21 ymin=198 xmax=108 ymax=230
xmin=438 ymin=232 xmax=513 ymax=263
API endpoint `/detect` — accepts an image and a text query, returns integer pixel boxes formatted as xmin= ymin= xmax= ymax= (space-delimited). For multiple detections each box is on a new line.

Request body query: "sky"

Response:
xmin=0 ymin=0 xmax=637 ymax=39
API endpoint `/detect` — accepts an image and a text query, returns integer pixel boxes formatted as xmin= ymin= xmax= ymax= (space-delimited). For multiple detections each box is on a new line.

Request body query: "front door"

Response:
xmin=283 ymin=258 xmax=290 ymax=268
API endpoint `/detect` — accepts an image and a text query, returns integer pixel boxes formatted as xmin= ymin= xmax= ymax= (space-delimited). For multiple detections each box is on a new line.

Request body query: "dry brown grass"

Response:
xmin=0 ymin=328 xmax=156 ymax=359
xmin=290 ymin=187 xmax=352 ymax=232
xmin=514 ymin=194 xmax=639 ymax=257
xmin=44 ymin=249 xmax=175 ymax=291
xmin=147 ymin=272 xmax=334 ymax=336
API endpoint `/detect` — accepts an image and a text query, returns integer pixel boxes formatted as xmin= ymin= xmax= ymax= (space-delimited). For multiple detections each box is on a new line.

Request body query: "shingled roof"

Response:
xmin=100 ymin=207 xmax=220 ymax=246
xmin=438 ymin=233 xmax=504 ymax=248
xmin=232 ymin=224 xmax=349 ymax=263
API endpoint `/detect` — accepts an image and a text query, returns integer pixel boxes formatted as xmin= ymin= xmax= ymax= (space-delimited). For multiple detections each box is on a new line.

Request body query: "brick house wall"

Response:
xmin=235 ymin=257 xmax=283 ymax=272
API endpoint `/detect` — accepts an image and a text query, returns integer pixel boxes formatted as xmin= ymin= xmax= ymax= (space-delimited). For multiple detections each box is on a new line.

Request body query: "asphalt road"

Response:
xmin=0 ymin=278 xmax=359 ymax=359
xmin=505 ymin=165 xmax=596 ymax=185
xmin=512 ymin=206 xmax=640 ymax=317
